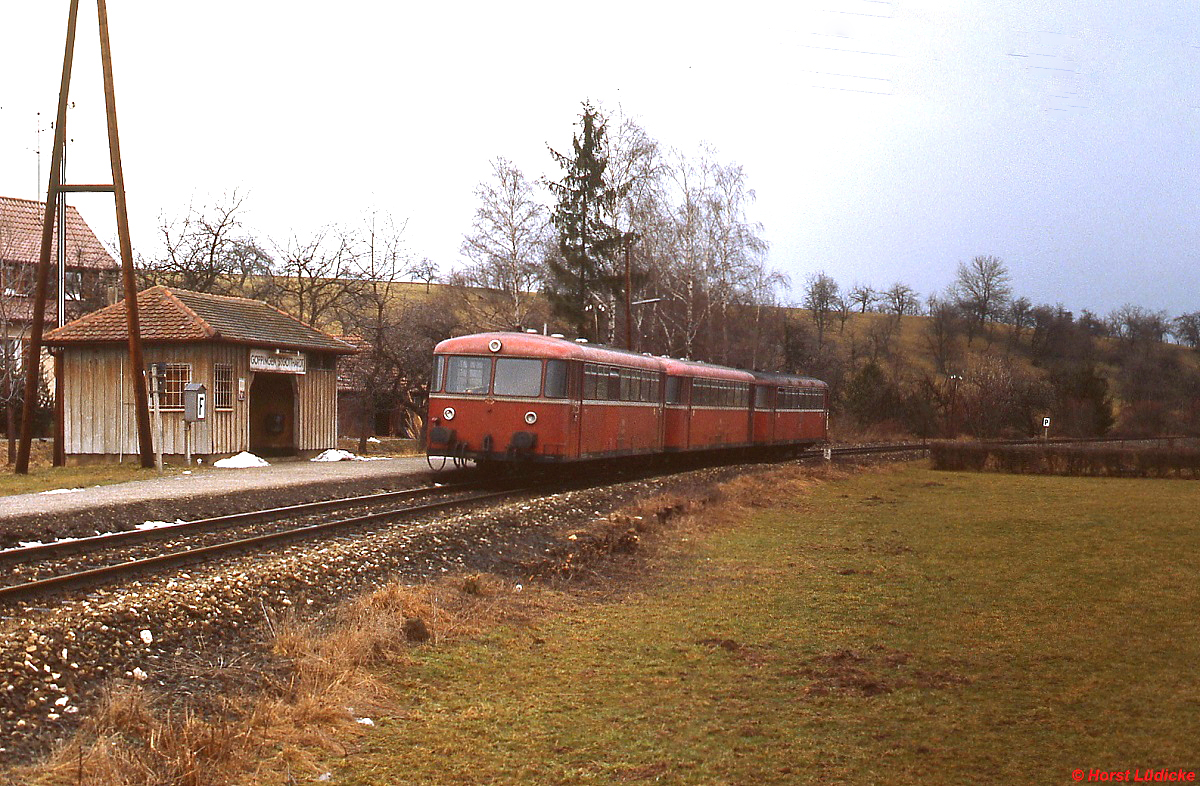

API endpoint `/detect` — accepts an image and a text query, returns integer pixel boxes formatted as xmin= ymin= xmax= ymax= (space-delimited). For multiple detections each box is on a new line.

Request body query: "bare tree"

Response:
xmin=925 ymin=295 xmax=964 ymax=373
xmin=835 ymin=295 xmax=853 ymax=333
xmin=848 ymin=283 xmax=877 ymax=313
xmin=1172 ymin=312 xmax=1200 ymax=349
xmin=952 ymin=255 xmax=1012 ymax=342
xmin=337 ymin=212 xmax=410 ymax=451
xmin=407 ymin=257 xmax=439 ymax=293
xmin=882 ymin=282 xmax=920 ymax=317
xmin=457 ymin=157 xmax=548 ymax=329
xmin=273 ymin=227 xmax=360 ymax=328
xmin=646 ymin=146 xmax=773 ymax=362
xmin=803 ymin=272 xmax=839 ymax=346
xmin=140 ymin=190 xmax=274 ymax=299
xmin=1108 ymin=304 xmax=1169 ymax=345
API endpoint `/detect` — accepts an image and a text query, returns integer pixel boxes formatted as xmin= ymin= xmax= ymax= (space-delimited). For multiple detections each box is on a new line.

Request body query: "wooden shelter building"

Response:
xmin=45 ymin=286 xmax=356 ymax=463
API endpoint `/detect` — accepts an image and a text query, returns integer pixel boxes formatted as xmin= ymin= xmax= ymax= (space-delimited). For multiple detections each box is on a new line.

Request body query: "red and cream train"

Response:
xmin=426 ymin=332 xmax=828 ymax=466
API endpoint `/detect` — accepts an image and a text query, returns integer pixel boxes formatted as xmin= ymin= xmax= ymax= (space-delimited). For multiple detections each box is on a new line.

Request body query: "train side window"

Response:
xmin=545 ymin=359 xmax=568 ymax=398
xmin=754 ymin=386 xmax=769 ymax=408
xmin=494 ymin=357 xmax=542 ymax=397
xmin=583 ymin=364 xmax=602 ymax=400
xmin=446 ymin=356 xmax=492 ymax=395
xmin=620 ymin=371 xmax=634 ymax=402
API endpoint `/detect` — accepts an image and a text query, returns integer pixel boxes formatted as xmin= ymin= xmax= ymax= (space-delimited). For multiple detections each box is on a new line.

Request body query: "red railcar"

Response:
xmin=426 ymin=332 xmax=827 ymax=465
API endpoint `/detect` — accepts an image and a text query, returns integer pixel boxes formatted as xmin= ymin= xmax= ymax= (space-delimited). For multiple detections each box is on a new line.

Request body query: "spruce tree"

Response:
xmin=546 ymin=102 xmax=628 ymax=340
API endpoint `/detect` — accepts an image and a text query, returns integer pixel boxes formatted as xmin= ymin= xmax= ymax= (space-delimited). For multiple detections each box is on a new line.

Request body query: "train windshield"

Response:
xmin=445 ymin=356 xmax=492 ymax=394
xmin=544 ymin=359 xmax=568 ymax=398
xmin=430 ymin=356 xmax=444 ymax=393
xmin=493 ymin=358 xmax=542 ymax=397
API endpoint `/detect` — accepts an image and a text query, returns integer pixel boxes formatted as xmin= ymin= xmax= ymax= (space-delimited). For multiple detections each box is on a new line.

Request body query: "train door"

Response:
xmin=570 ymin=360 xmax=584 ymax=460
xmin=662 ymin=375 xmax=689 ymax=451
xmin=752 ymin=385 xmax=774 ymax=444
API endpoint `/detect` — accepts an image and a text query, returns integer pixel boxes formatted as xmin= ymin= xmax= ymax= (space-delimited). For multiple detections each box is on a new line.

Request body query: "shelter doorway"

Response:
xmin=249 ymin=372 xmax=296 ymax=456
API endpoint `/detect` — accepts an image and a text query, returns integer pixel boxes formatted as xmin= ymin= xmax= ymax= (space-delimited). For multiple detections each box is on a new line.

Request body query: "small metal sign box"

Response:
xmin=184 ymin=383 xmax=207 ymax=422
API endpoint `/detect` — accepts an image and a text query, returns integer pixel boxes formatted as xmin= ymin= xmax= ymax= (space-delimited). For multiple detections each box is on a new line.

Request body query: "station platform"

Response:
xmin=0 ymin=456 xmax=433 ymax=545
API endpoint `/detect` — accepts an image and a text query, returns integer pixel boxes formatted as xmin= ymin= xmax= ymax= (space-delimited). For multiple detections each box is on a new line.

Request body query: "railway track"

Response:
xmin=0 ymin=477 xmax=542 ymax=603
xmin=0 ymin=436 xmax=1136 ymax=604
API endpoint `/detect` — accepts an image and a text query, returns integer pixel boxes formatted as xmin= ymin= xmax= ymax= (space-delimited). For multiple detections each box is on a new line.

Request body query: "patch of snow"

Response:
xmin=355 ymin=717 xmax=375 ymax=726
xmin=312 ymin=449 xmax=358 ymax=462
xmin=367 ymin=436 xmax=381 ymax=443
xmin=40 ymin=487 xmax=84 ymax=495
xmin=135 ymin=519 xmax=186 ymax=531
xmin=213 ymin=451 xmax=269 ymax=468
xmin=140 ymin=630 xmax=153 ymax=645
xmin=311 ymin=449 xmax=392 ymax=462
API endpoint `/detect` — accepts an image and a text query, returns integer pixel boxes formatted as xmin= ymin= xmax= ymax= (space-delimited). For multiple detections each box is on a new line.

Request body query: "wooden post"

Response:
xmin=53 ymin=352 xmax=65 ymax=466
xmin=152 ymin=370 xmax=163 ymax=474
xmin=17 ymin=0 xmax=80 ymax=475
xmin=17 ymin=0 xmax=155 ymax=471
xmin=97 ymin=0 xmax=154 ymax=468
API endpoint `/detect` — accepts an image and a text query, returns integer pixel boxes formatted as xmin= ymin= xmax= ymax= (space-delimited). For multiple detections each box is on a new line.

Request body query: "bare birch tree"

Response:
xmin=457 ymin=157 xmax=548 ymax=330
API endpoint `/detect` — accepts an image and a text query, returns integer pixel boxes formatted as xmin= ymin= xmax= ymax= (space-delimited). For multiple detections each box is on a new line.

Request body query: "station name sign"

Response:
xmin=250 ymin=348 xmax=307 ymax=374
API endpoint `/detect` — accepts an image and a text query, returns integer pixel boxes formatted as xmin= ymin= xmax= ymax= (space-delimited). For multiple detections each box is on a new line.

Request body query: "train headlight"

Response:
xmin=488 ymin=339 xmax=503 ymax=353
xmin=524 ymin=411 xmax=538 ymax=425
xmin=443 ymin=407 xmax=456 ymax=421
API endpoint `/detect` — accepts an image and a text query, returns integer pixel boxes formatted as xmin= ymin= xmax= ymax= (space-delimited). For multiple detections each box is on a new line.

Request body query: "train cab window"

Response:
xmin=494 ymin=357 xmax=542 ymax=397
xmin=544 ymin=359 xmax=568 ymax=399
xmin=446 ymin=356 xmax=492 ymax=395
xmin=430 ymin=356 xmax=445 ymax=393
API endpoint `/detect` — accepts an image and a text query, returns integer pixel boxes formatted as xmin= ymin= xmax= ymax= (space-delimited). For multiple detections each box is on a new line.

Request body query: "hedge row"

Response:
xmin=930 ymin=442 xmax=1200 ymax=479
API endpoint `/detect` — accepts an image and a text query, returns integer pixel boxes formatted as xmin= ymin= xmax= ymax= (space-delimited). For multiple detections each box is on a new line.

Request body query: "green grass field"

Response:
xmin=331 ymin=464 xmax=1199 ymax=785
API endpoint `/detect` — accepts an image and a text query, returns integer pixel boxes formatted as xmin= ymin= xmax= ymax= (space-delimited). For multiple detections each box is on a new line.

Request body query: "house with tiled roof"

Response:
xmin=0 ymin=195 xmax=119 ymax=330
xmin=45 ymin=286 xmax=356 ymax=462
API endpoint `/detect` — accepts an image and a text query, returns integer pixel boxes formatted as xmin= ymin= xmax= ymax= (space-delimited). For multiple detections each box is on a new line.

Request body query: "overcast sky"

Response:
xmin=2 ymin=1 xmax=1198 ymax=317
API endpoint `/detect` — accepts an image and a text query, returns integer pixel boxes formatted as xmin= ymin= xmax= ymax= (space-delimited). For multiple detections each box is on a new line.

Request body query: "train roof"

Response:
xmin=435 ymin=332 xmax=663 ymax=371
xmin=434 ymin=332 xmax=824 ymax=386
xmin=750 ymin=370 xmax=828 ymax=389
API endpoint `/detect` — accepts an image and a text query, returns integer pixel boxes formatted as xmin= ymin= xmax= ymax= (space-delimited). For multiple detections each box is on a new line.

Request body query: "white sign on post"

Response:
xmin=1043 ymin=417 xmax=1051 ymax=428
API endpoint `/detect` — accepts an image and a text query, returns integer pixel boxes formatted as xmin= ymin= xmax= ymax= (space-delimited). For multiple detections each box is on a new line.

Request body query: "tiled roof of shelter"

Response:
xmin=45 ymin=286 xmax=357 ymax=353
xmin=0 ymin=196 xmax=118 ymax=271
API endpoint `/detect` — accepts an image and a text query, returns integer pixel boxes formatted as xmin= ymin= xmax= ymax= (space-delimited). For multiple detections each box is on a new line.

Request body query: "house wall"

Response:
xmin=60 ymin=343 xmax=339 ymax=460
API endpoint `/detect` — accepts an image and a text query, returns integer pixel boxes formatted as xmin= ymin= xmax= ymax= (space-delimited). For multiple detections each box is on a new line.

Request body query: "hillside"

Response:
xmin=784 ymin=306 xmax=1200 ymax=441
xmin=135 ymin=272 xmax=1199 ymax=442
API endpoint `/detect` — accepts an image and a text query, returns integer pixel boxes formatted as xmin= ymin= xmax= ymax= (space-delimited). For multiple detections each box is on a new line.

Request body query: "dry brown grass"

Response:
xmin=17 ymin=575 xmax=587 ymax=785
xmin=14 ymin=463 xmax=843 ymax=786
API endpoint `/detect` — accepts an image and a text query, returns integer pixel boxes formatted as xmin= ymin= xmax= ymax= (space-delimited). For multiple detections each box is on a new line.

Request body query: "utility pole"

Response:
xmin=17 ymin=0 xmax=154 ymax=472
xmin=623 ymin=233 xmax=638 ymax=350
